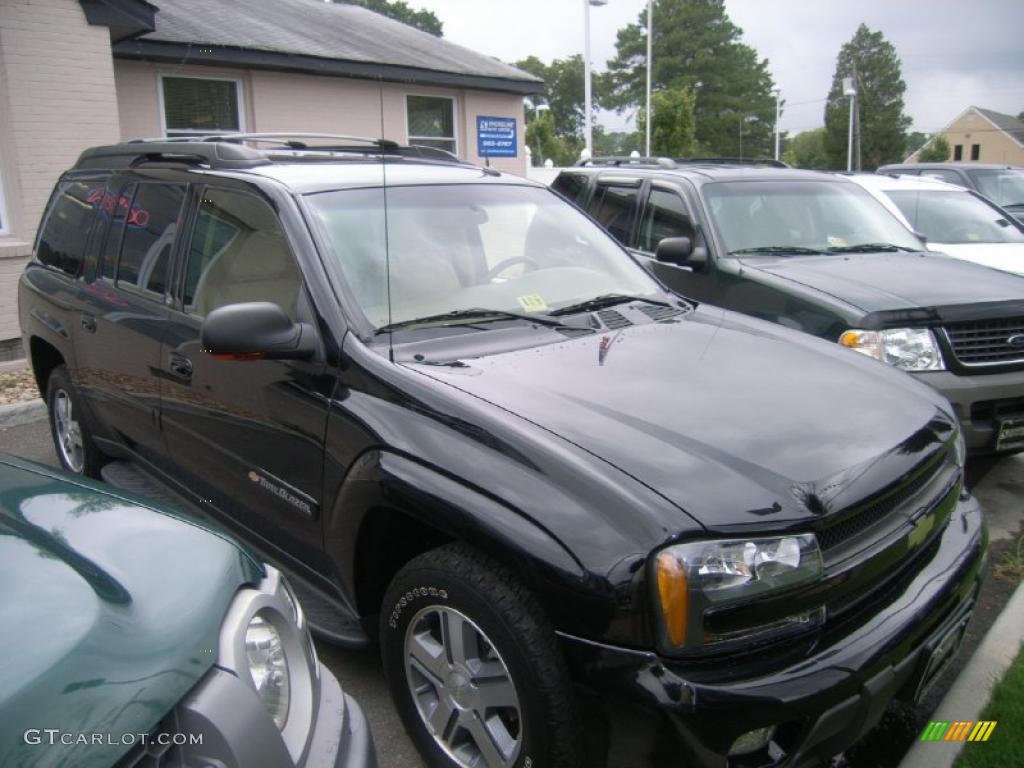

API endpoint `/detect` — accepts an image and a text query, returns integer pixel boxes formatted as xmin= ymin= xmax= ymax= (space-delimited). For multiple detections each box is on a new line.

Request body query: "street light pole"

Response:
xmin=583 ymin=0 xmax=607 ymax=159
xmin=772 ymin=88 xmax=781 ymax=161
xmin=843 ymin=77 xmax=857 ymax=172
xmin=645 ymin=0 xmax=652 ymax=157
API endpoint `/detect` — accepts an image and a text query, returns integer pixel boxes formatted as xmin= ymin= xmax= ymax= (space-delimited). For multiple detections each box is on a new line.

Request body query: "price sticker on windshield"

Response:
xmin=517 ymin=294 xmax=549 ymax=313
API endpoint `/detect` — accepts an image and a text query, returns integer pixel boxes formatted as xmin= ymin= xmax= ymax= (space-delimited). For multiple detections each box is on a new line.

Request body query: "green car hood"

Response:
xmin=0 ymin=456 xmax=263 ymax=768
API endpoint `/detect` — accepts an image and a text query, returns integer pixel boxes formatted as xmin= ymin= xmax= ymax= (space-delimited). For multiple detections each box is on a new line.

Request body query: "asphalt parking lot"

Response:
xmin=2 ymin=416 xmax=1021 ymax=768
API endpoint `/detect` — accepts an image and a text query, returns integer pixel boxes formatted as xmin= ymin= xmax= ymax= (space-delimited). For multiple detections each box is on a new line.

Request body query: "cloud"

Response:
xmin=416 ymin=0 xmax=1024 ymax=134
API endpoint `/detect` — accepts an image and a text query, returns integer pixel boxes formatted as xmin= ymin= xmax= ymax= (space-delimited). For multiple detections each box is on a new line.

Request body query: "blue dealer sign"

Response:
xmin=477 ymin=116 xmax=517 ymax=158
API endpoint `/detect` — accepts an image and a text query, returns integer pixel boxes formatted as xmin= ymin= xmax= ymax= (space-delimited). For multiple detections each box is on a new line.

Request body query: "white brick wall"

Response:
xmin=0 ymin=0 xmax=122 ymax=340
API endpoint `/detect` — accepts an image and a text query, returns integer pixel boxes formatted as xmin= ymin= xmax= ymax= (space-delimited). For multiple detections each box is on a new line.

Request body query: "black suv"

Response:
xmin=21 ymin=136 xmax=985 ymax=768
xmin=554 ymin=159 xmax=1024 ymax=455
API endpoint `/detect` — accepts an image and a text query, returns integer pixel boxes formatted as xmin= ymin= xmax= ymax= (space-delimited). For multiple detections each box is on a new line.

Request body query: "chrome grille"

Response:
xmin=944 ymin=317 xmax=1024 ymax=366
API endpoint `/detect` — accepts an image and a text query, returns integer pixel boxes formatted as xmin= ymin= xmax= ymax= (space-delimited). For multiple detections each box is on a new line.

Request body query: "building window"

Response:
xmin=971 ymin=144 xmax=981 ymax=161
xmin=953 ymin=144 xmax=963 ymax=161
xmin=161 ymin=76 xmax=243 ymax=137
xmin=406 ymin=95 xmax=456 ymax=154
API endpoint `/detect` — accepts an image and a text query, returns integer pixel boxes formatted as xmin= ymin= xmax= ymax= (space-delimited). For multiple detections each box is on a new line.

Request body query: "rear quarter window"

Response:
xmin=36 ymin=181 xmax=97 ymax=276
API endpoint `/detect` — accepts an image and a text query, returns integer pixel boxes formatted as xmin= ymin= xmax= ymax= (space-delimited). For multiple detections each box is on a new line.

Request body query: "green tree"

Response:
xmin=637 ymin=87 xmax=697 ymax=157
xmin=782 ymin=128 xmax=831 ymax=170
xmin=525 ymin=110 xmax=581 ymax=167
xmin=515 ymin=55 xmax=590 ymax=140
xmin=823 ymin=24 xmax=912 ymax=170
xmin=593 ymin=129 xmax=642 ymax=157
xmin=339 ymin=0 xmax=443 ymax=36
xmin=917 ymin=136 xmax=950 ymax=162
xmin=603 ymin=0 xmax=776 ymax=158
xmin=905 ymin=131 xmax=929 ymax=156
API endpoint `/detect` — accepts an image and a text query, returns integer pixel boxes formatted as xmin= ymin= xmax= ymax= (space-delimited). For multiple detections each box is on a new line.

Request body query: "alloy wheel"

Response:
xmin=404 ymin=605 xmax=522 ymax=768
xmin=53 ymin=389 xmax=85 ymax=473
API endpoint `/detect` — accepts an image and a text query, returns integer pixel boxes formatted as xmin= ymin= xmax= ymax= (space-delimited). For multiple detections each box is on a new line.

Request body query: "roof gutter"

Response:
xmin=112 ymin=40 xmax=545 ymax=95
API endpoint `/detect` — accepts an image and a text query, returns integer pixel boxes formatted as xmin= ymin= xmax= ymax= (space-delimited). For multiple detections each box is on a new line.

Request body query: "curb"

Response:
xmin=899 ymin=580 xmax=1024 ymax=768
xmin=0 ymin=398 xmax=45 ymax=428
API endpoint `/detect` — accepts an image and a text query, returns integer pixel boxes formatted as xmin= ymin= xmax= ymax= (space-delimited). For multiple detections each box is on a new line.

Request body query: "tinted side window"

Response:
xmin=184 ymin=188 xmax=301 ymax=320
xmin=639 ymin=189 xmax=694 ymax=252
xmin=116 ymin=184 xmax=186 ymax=298
xmin=552 ymin=173 xmax=588 ymax=206
xmin=588 ymin=184 xmax=639 ymax=244
xmin=37 ymin=181 xmax=97 ymax=276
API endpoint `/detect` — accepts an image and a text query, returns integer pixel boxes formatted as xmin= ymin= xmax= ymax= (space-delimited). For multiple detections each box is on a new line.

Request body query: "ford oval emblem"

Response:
xmin=1009 ymin=334 xmax=1024 ymax=349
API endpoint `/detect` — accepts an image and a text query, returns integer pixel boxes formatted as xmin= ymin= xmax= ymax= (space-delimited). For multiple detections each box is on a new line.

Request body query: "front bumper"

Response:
xmin=561 ymin=495 xmax=986 ymax=768
xmin=913 ymin=368 xmax=1024 ymax=452
xmin=124 ymin=663 xmax=376 ymax=768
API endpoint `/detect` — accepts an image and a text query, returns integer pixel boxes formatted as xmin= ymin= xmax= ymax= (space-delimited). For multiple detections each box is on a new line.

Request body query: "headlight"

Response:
xmin=838 ymin=328 xmax=945 ymax=371
xmin=654 ymin=534 xmax=824 ymax=651
xmin=245 ymin=612 xmax=291 ymax=729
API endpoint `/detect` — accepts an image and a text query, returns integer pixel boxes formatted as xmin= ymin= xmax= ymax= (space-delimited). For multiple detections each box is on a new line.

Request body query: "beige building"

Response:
xmin=0 ymin=0 xmax=541 ymax=351
xmin=907 ymin=106 xmax=1024 ymax=165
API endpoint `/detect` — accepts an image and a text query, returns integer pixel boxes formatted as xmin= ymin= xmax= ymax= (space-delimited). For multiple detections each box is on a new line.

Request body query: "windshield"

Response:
xmin=704 ymin=180 xmax=923 ymax=255
xmin=967 ymin=169 xmax=1024 ymax=208
xmin=885 ymin=189 xmax=1024 ymax=244
xmin=306 ymin=184 xmax=662 ymax=330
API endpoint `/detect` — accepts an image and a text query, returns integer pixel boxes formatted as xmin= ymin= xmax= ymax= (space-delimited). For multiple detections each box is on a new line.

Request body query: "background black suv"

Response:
xmin=554 ymin=158 xmax=1024 ymax=455
xmin=20 ymin=137 xmax=985 ymax=768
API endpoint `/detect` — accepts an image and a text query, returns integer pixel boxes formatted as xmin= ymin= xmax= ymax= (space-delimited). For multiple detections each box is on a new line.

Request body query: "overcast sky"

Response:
xmin=413 ymin=0 xmax=1024 ymax=136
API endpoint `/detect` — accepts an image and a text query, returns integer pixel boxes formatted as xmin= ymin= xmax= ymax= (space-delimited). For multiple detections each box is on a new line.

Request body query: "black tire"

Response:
xmin=380 ymin=543 xmax=583 ymax=768
xmin=46 ymin=365 xmax=105 ymax=478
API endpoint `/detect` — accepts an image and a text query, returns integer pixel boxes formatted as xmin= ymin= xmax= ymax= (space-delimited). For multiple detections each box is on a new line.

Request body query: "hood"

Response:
xmin=741 ymin=251 xmax=1024 ymax=313
xmin=0 ymin=457 xmax=263 ymax=768
xmin=408 ymin=305 xmax=956 ymax=531
xmin=929 ymin=242 xmax=1024 ymax=277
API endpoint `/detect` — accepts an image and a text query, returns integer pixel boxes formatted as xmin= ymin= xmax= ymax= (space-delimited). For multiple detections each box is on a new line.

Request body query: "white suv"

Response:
xmin=847 ymin=173 xmax=1024 ymax=276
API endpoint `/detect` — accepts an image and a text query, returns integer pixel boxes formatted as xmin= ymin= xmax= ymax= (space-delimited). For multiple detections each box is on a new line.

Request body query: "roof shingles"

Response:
xmin=125 ymin=0 xmax=541 ymax=89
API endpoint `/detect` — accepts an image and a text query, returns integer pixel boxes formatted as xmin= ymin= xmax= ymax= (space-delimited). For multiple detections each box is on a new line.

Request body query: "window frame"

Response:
xmin=158 ymin=73 xmax=247 ymax=138
xmin=953 ymin=144 xmax=963 ymax=161
xmin=404 ymin=93 xmax=459 ymax=156
xmin=970 ymin=144 xmax=981 ymax=161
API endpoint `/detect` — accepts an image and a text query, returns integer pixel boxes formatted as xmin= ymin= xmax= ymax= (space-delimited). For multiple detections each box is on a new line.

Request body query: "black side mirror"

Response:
xmin=655 ymin=237 xmax=707 ymax=269
xmin=201 ymin=302 xmax=316 ymax=361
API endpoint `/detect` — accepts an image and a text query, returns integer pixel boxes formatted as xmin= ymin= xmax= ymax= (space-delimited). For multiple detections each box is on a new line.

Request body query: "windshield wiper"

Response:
xmin=377 ymin=308 xmax=570 ymax=333
xmin=729 ymin=246 xmax=828 ymax=256
xmin=826 ymin=243 xmax=919 ymax=253
xmin=549 ymin=293 xmax=671 ymax=317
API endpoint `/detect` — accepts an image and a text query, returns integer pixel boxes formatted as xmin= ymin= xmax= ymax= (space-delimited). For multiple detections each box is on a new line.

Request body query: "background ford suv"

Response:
xmin=554 ymin=159 xmax=1024 ymax=455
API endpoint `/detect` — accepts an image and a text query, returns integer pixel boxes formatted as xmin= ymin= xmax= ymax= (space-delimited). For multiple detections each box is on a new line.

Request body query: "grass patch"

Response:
xmin=994 ymin=534 xmax=1024 ymax=584
xmin=953 ymin=643 xmax=1024 ymax=768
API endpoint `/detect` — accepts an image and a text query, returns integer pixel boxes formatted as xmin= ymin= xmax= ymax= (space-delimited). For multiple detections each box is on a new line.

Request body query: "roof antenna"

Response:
xmin=379 ymin=79 xmax=394 ymax=363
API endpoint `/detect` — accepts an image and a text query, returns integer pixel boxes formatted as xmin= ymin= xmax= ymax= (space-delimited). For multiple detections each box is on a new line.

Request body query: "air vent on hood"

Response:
xmin=638 ymin=304 xmax=685 ymax=322
xmin=596 ymin=309 xmax=633 ymax=330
